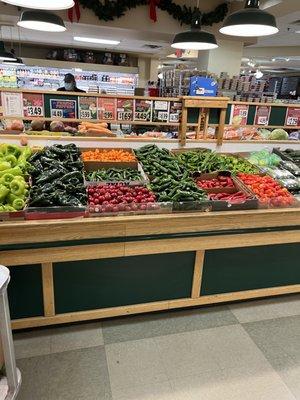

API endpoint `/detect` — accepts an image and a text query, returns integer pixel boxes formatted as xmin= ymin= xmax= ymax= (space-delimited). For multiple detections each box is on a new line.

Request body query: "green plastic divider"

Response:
xmin=8 ymin=264 xmax=44 ymax=319
xmin=269 ymin=106 xmax=287 ymax=126
xmin=247 ymin=105 xmax=256 ymax=125
xmin=201 ymin=243 xmax=300 ymax=295
xmin=54 ymin=252 xmax=195 ymax=313
xmin=225 ymin=104 xmax=231 ymax=124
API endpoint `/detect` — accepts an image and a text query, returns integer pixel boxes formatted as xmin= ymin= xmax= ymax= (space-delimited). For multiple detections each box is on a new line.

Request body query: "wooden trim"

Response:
xmin=191 ymin=250 xmax=205 ymax=298
xmin=11 ymin=283 xmax=300 ymax=330
xmin=217 ymin=108 xmax=226 ymax=145
xmin=1 ymin=209 xmax=300 ymax=246
xmin=124 ymin=230 xmax=300 ymax=256
xmin=41 ymin=263 xmax=55 ymax=317
xmin=0 ymin=243 xmax=125 ymax=266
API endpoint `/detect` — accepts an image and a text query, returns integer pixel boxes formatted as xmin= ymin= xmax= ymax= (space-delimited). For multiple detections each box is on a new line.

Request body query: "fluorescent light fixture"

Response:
xmin=74 ymin=36 xmax=120 ymax=45
xmin=18 ymin=11 xmax=66 ymax=32
xmin=220 ymin=0 xmax=278 ymax=37
xmin=255 ymin=69 xmax=263 ymax=78
xmin=2 ymin=0 xmax=74 ymax=10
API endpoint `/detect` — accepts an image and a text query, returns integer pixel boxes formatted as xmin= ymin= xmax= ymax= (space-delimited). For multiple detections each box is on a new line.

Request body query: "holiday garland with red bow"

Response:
xmin=75 ymin=0 xmax=228 ymax=25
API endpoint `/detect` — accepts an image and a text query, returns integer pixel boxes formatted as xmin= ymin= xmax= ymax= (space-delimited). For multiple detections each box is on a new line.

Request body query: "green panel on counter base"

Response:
xmin=8 ymin=264 xmax=44 ymax=319
xmin=201 ymin=243 xmax=300 ymax=295
xmin=269 ymin=106 xmax=286 ymax=126
xmin=54 ymin=252 xmax=195 ymax=314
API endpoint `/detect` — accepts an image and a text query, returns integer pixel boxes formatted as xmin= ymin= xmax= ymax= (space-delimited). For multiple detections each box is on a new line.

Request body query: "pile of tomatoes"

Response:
xmin=237 ymin=173 xmax=295 ymax=207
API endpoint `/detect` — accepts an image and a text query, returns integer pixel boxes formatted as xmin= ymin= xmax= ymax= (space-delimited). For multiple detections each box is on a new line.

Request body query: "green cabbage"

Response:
xmin=269 ymin=129 xmax=288 ymax=140
xmin=259 ymin=128 xmax=271 ymax=139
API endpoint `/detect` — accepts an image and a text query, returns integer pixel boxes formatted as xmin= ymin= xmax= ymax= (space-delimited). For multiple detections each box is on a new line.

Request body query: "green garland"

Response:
xmin=78 ymin=0 xmax=228 ymax=25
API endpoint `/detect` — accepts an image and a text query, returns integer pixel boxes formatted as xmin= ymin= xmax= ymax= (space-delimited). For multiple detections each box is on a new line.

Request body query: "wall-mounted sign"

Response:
xmin=230 ymin=104 xmax=249 ymax=126
xmin=189 ymin=77 xmax=218 ymax=96
xmin=285 ymin=107 xmax=300 ymax=126
xmin=254 ymin=105 xmax=271 ymax=126
xmin=23 ymin=93 xmax=44 ymax=118
xmin=116 ymin=98 xmax=133 ymax=121
xmin=152 ymin=100 xmax=169 ymax=122
xmin=134 ymin=99 xmax=152 ymax=121
xmin=1 ymin=91 xmax=23 ymax=116
xmin=78 ymin=96 xmax=97 ymax=119
xmin=97 ymin=98 xmax=116 ymax=120
xmin=50 ymin=99 xmax=77 ymax=119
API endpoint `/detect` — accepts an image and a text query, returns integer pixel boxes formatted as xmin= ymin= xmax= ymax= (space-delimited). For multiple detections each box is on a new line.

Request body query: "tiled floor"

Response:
xmin=14 ymin=294 xmax=300 ymax=400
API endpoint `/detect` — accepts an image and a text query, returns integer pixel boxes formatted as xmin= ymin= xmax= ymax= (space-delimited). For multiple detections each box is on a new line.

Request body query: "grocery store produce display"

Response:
xmin=29 ymin=144 xmax=87 ymax=207
xmin=0 ymin=142 xmax=299 ymax=218
xmin=0 ymin=144 xmax=31 ymax=211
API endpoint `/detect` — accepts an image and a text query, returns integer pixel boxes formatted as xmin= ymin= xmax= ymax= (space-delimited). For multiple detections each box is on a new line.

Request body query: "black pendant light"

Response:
xmin=17 ymin=10 xmax=66 ymax=32
xmin=220 ymin=0 xmax=278 ymax=37
xmin=1 ymin=0 xmax=74 ymax=10
xmin=172 ymin=8 xmax=218 ymax=50
xmin=0 ymin=41 xmax=17 ymax=61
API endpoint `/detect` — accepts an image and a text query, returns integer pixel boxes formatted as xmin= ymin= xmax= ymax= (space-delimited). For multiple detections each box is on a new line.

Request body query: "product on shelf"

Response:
xmin=87 ymin=183 xmax=157 ymax=214
xmin=278 ymin=149 xmax=300 ymax=167
xmin=247 ymin=150 xmax=281 ymax=167
xmin=237 ymin=173 xmax=295 ymax=207
xmin=86 ymin=168 xmax=142 ymax=183
xmin=175 ymin=150 xmax=259 ymax=174
xmin=82 ymin=148 xmax=136 ymax=162
xmin=208 ymin=191 xmax=251 ymax=203
xmin=29 ymin=144 xmax=86 ymax=207
xmin=195 ymin=175 xmax=235 ymax=189
xmin=78 ymin=122 xmax=115 ymax=137
xmin=0 ymin=144 xmax=31 ymax=212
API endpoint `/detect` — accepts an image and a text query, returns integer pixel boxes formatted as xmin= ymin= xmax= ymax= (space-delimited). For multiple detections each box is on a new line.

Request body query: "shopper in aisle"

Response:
xmin=57 ymin=73 xmax=85 ymax=93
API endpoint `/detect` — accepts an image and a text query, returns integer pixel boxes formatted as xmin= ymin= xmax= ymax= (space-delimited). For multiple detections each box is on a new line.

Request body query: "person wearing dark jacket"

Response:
xmin=57 ymin=73 xmax=85 ymax=92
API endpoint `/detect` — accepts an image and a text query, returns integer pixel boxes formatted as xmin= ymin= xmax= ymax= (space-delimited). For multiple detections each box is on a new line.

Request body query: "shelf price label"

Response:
xmin=23 ymin=93 xmax=44 ymax=118
xmin=152 ymin=100 xmax=169 ymax=122
xmin=254 ymin=105 xmax=271 ymax=126
xmin=285 ymin=107 xmax=300 ymax=126
xmin=50 ymin=99 xmax=77 ymax=119
xmin=2 ymin=91 xmax=23 ymax=117
xmin=230 ymin=104 xmax=249 ymax=125
xmin=79 ymin=96 xmax=97 ymax=120
xmin=97 ymin=97 xmax=116 ymax=120
xmin=134 ymin=99 xmax=152 ymax=122
xmin=117 ymin=98 xmax=133 ymax=121
xmin=169 ymin=101 xmax=182 ymax=123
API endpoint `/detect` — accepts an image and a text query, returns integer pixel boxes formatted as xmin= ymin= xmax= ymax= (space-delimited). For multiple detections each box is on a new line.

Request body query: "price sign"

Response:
xmin=79 ymin=96 xmax=97 ymax=120
xmin=169 ymin=101 xmax=182 ymax=123
xmin=117 ymin=111 xmax=132 ymax=121
xmin=152 ymin=100 xmax=169 ymax=122
xmin=134 ymin=99 xmax=152 ymax=121
xmin=230 ymin=104 xmax=249 ymax=125
xmin=23 ymin=93 xmax=44 ymax=118
xmin=254 ymin=105 xmax=271 ymax=126
xmin=51 ymin=109 xmax=63 ymax=118
xmin=285 ymin=107 xmax=300 ymax=126
xmin=50 ymin=99 xmax=77 ymax=119
xmin=117 ymin=98 xmax=133 ymax=121
xmin=25 ymin=106 xmax=43 ymax=116
xmin=97 ymin=98 xmax=116 ymax=120
xmin=2 ymin=92 xmax=23 ymax=116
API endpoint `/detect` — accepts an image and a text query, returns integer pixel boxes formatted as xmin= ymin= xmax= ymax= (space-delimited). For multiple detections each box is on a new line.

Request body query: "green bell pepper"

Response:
xmin=11 ymin=198 xmax=25 ymax=211
xmin=10 ymin=178 xmax=26 ymax=196
xmin=0 ymin=184 xmax=9 ymax=202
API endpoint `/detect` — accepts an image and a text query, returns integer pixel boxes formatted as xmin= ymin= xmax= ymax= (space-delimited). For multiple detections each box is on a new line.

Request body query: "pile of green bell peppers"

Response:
xmin=0 ymin=144 xmax=31 ymax=212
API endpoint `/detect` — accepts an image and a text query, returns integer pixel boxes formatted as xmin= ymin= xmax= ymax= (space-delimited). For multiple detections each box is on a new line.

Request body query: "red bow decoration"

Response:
xmin=68 ymin=0 xmax=81 ymax=23
xmin=149 ymin=0 xmax=160 ymax=22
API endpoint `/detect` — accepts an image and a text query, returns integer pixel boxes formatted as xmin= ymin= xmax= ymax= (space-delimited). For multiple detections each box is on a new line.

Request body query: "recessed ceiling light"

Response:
xmin=1 ymin=0 xmax=74 ymax=10
xmin=73 ymin=36 xmax=120 ymax=45
xmin=17 ymin=11 xmax=66 ymax=32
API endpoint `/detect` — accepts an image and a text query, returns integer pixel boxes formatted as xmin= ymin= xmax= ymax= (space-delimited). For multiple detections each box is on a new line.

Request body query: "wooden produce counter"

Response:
xmin=1 ymin=209 xmax=300 ymax=330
